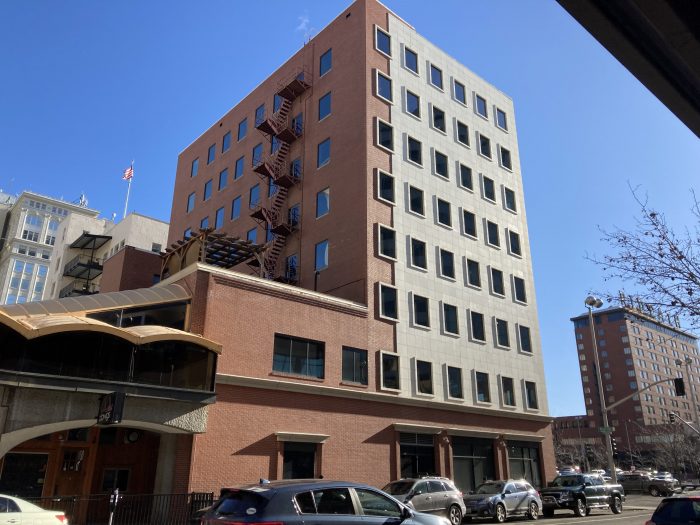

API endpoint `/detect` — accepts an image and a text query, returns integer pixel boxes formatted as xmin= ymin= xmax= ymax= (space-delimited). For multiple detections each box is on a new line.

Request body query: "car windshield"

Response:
xmin=654 ymin=499 xmax=700 ymax=521
xmin=550 ymin=476 xmax=584 ymax=487
xmin=476 ymin=482 xmax=504 ymax=494
xmin=383 ymin=481 xmax=415 ymax=495
xmin=214 ymin=491 xmax=268 ymax=517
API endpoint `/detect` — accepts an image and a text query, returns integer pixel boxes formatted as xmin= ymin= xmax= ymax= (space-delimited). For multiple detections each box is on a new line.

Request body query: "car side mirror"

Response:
xmin=584 ymin=482 xmax=591 ymax=487
xmin=412 ymin=489 xmax=423 ymax=496
xmin=503 ymin=490 xmax=511 ymax=495
xmin=401 ymin=506 xmax=412 ymax=521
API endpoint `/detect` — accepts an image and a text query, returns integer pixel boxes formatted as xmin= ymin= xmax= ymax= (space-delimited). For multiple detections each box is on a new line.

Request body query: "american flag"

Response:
xmin=122 ymin=164 xmax=134 ymax=181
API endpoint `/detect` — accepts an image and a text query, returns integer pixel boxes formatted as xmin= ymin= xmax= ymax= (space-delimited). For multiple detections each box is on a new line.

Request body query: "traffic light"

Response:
xmin=670 ymin=412 xmax=677 ymax=423
xmin=674 ymin=377 xmax=686 ymax=396
xmin=611 ymin=437 xmax=618 ymax=456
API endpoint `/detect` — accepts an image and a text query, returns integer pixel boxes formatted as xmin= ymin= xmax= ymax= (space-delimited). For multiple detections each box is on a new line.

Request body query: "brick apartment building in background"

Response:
xmin=554 ymin=303 xmax=699 ymax=469
xmin=0 ymin=0 xmax=554 ymax=511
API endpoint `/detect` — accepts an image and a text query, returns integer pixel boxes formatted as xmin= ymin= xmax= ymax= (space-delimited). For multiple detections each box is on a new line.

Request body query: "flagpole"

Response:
xmin=122 ymin=161 xmax=133 ymax=220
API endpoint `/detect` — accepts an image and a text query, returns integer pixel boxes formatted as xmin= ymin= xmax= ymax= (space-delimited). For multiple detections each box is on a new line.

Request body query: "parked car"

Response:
xmin=539 ymin=474 xmax=624 ymax=517
xmin=462 ymin=479 xmax=541 ymax=522
xmin=0 ymin=494 xmax=68 ymax=524
xmin=645 ymin=496 xmax=700 ymax=525
xmin=382 ymin=477 xmax=466 ymax=525
xmin=619 ymin=472 xmax=681 ymax=497
xmin=200 ymin=479 xmax=450 ymax=525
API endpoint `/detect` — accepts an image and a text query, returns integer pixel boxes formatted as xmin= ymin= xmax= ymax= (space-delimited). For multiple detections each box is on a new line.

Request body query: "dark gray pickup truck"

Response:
xmin=539 ymin=474 xmax=625 ymax=517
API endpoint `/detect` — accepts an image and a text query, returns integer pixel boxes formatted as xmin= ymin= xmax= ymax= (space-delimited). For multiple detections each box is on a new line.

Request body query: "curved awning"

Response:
xmin=0 ymin=313 xmax=222 ymax=354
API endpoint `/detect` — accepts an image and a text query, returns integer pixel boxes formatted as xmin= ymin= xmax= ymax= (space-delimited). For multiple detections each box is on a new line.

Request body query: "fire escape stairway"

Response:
xmin=263 ymin=187 xmax=290 ymax=279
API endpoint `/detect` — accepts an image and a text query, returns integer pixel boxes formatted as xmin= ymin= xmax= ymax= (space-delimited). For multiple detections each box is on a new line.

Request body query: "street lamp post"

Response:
xmin=585 ymin=295 xmax=618 ymax=483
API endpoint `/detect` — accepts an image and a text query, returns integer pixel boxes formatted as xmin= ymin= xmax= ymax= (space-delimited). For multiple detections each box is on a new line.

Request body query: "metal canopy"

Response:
xmin=69 ymin=232 xmax=112 ymax=250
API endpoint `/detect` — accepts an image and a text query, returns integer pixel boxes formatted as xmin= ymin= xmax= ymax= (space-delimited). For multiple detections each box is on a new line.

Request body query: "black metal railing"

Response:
xmin=28 ymin=492 xmax=214 ymax=525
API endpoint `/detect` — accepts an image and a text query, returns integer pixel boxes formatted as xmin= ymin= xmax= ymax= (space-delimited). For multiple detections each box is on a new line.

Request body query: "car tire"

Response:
xmin=494 ymin=503 xmax=507 ymax=523
xmin=543 ymin=508 xmax=554 ymax=518
xmin=610 ymin=496 xmax=622 ymax=514
xmin=448 ymin=504 xmax=463 ymax=525
xmin=585 ymin=507 xmax=591 ymax=516
xmin=573 ymin=499 xmax=587 ymax=517
xmin=649 ymin=486 xmax=660 ymax=497
xmin=527 ymin=501 xmax=539 ymax=520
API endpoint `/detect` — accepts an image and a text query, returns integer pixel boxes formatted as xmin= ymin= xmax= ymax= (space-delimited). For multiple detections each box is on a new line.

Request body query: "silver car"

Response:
xmin=462 ymin=479 xmax=541 ymax=522
xmin=383 ymin=477 xmax=467 ymax=525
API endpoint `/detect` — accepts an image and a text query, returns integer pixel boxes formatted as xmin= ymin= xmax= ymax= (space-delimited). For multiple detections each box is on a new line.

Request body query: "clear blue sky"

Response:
xmin=1 ymin=1 xmax=698 ymax=416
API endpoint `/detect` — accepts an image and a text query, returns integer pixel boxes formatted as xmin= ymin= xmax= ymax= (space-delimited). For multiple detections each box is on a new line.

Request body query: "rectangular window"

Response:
xmin=431 ymin=106 xmax=446 ymax=132
xmin=499 ymin=146 xmax=512 ymax=170
xmin=186 ymin=192 xmax=195 ymax=213
xmin=463 ymin=210 xmax=477 ymax=238
xmin=203 ymin=179 xmax=213 ymax=201
xmin=252 ymin=143 xmax=263 ymax=166
xmin=490 ymin=267 xmax=505 ymax=296
xmin=342 ymin=346 xmax=368 ymax=385
xmin=508 ymin=230 xmax=522 ymax=256
xmin=409 ymin=186 xmax=424 ymax=216
xmin=246 ymin=227 xmax=256 ymax=243
xmin=318 ymin=92 xmax=331 ymax=120
xmin=407 ymin=136 xmax=422 ymax=165
xmin=478 ymin=133 xmax=492 ymax=159
xmin=413 ymin=294 xmax=430 ymax=328
xmin=475 ymin=94 xmax=488 ymax=118
xmin=376 ymin=71 xmax=392 ymax=102
xmin=448 ymin=367 xmax=463 ymax=399
xmin=191 ymin=158 xmax=199 ymax=177
xmin=316 ymin=188 xmax=330 ymax=218
xmin=470 ymin=311 xmax=486 ymax=342
xmin=486 ymin=221 xmax=500 ymax=247
xmin=430 ymin=64 xmax=443 ymax=90
xmin=439 ymin=248 xmax=455 ymax=279
xmin=317 ymin=138 xmax=331 ymax=167
xmin=378 ymin=225 xmax=397 ymax=259
xmin=459 ymin=164 xmax=473 ymax=190
xmin=255 ymin=104 xmax=265 ymax=126
xmin=437 ymin=198 xmax=451 ymax=227
xmin=215 ymin=207 xmax=225 ymax=229
xmin=218 ymin=168 xmax=228 ymax=190
xmin=377 ymin=119 xmax=394 ymax=151
xmin=434 ymin=150 xmax=448 ymax=178
xmin=501 ymin=376 xmax=516 ymax=406
xmin=378 ymin=171 xmax=395 ymax=204
xmin=273 ymin=94 xmax=283 ymax=113
xmin=319 ymin=48 xmax=332 ymax=76
xmin=207 ymin=144 xmax=216 ymax=164
xmin=222 ymin=131 xmax=231 ymax=153
xmin=273 ymin=333 xmax=325 ymax=379
xmin=504 ymin=187 xmax=517 ymax=212
xmin=237 ymin=118 xmax=247 ymax=141
xmin=513 ymin=277 xmax=527 ymax=303
xmin=496 ymin=318 xmax=510 ymax=347
xmin=290 ymin=158 xmax=302 ymax=179
xmin=315 ymin=240 xmax=329 ymax=271
xmin=454 ymin=80 xmax=466 ymax=105
xmin=519 ymin=325 xmax=532 ymax=353
xmin=525 ymin=381 xmax=539 ymax=409
xmin=285 ymin=253 xmax=298 ymax=281
xmin=466 ymin=259 xmax=481 ymax=287
xmin=410 ymin=238 xmax=427 ymax=270
xmin=382 ymin=353 xmax=400 ymax=390
xmin=476 ymin=372 xmax=490 ymax=402
xmin=200 ymin=216 xmax=209 ymax=229
xmin=230 ymin=196 xmax=241 ymax=220
xmin=416 ymin=360 xmax=433 ymax=395
xmin=456 ymin=121 xmax=469 ymax=146
xmin=379 ymin=284 xmax=398 ymax=320
xmin=496 ymin=108 xmax=508 ymax=130
xmin=404 ymin=47 xmax=418 ymax=74
xmin=233 ymin=156 xmax=244 ymax=180
xmin=249 ymin=184 xmax=260 ymax=208
xmin=442 ymin=303 xmax=459 ymax=335
xmin=375 ymin=27 xmax=391 ymax=56
xmin=482 ymin=176 xmax=496 ymax=202
xmin=406 ymin=90 xmax=420 ymax=118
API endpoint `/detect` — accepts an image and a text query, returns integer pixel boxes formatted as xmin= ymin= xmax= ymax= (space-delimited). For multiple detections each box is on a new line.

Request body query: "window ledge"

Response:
xmin=269 ymin=371 xmax=325 ymax=383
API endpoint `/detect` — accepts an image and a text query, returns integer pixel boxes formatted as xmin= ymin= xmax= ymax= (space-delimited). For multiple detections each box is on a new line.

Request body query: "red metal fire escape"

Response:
xmin=250 ymin=69 xmax=310 ymax=281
